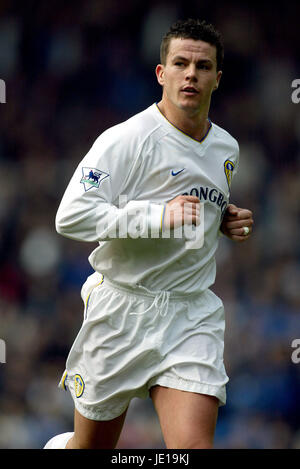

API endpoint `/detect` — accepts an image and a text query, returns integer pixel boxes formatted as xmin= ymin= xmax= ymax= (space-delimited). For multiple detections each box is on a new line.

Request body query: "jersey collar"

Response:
xmin=154 ymin=102 xmax=212 ymax=146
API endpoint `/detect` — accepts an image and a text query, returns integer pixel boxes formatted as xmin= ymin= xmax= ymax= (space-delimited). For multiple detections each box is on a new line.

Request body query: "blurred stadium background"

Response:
xmin=0 ymin=0 xmax=300 ymax=449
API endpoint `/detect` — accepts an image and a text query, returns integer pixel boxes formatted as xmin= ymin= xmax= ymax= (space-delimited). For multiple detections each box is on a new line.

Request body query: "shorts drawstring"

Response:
xmin=102 ymin=276 xmax=199 ymax=318
xmin=154 ymin=290 xmax=171 ymax=317
xmin=130 ymin=290 xmax=171 ymax=317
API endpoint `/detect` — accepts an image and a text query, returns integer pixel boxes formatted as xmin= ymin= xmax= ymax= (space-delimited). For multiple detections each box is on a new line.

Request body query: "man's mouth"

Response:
xmin=181 ymin=86 xmax=199 ymax=95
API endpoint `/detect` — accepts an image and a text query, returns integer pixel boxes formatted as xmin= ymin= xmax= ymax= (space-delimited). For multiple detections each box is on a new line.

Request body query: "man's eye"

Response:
xmin=175 ymin=62 xmax=184 ymax=66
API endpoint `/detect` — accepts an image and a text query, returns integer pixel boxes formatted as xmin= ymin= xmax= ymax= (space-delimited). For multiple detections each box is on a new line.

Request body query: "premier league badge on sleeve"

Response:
xmin=224 ymin=159 xmax=235 ymax=189
xmin=80 ymin=167 xmax=109 ymax=191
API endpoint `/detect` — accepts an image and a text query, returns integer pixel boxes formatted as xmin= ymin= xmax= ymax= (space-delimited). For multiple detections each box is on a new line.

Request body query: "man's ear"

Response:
xmin=155 ymin=64 xmax=165 ymax=86
xmin=213 ymin=70 xmax=222 ymax=91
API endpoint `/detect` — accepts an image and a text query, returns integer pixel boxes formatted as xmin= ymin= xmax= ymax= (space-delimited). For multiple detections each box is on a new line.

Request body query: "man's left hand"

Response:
xmin=220 ymin=204 xmax=253 ymax=242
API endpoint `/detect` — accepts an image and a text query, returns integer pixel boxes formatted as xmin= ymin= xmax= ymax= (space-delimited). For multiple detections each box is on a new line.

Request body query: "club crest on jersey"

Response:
xmin=224 ymin=159 xmax=235 ymax=189
xmin=80 ymin=167 xmax=109 ymax=191
xmin=74 ymin=374 xmax=85 ymax=398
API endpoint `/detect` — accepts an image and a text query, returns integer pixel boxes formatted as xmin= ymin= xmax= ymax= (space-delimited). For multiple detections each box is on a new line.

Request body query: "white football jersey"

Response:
xmin=56 ymin=103 xmax=239 ymax=294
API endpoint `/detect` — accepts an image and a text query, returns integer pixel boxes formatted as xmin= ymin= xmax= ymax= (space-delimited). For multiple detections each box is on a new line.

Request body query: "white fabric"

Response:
xmin=55 ymin=103 xmax=239 ymax=294
xmin=59 ymin=274 xmax=228 ymax=421
xmin=55 ymin=103 xmax=239 ymax=421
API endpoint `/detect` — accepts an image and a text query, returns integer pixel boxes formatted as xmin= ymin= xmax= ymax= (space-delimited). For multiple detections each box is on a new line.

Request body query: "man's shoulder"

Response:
xmin=211 ymin=122 xmax=239 ymax=151
xmin=98 ymin=104 xmax=163 ymax=147
xmin=84 ymin=104 xmax=165 ymax=165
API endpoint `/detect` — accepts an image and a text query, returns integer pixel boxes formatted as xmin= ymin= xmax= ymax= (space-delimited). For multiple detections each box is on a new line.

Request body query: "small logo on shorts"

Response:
xmin=74 ymin=374 xmax=85 ymax=398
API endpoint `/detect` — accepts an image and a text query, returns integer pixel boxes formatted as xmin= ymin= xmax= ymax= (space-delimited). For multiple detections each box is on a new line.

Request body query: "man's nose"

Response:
xmin=185 ymin=65 xmax=198 ymax=81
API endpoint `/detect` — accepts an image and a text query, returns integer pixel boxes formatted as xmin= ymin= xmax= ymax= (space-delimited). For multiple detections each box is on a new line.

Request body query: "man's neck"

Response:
xmin=157 ymin=99 xmax=211 ymax=142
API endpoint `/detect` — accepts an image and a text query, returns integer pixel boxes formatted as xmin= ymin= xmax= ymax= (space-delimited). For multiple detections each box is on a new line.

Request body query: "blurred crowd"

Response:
xmin=0 ymin=0 xmax=300 ymax=449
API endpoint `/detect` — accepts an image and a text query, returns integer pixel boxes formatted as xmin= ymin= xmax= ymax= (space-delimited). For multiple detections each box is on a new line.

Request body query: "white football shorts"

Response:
xmin=59 ymin=272 xmax=229 ymax=421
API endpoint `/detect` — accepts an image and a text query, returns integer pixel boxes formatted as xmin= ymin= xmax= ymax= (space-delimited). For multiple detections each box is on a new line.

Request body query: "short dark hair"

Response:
xmin=160 ymin=18 xmax=224 ymax=71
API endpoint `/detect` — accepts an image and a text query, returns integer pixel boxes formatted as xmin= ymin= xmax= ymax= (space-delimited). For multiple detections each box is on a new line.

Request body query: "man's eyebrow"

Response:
xmin=172 ymin=55 xmax=213 ymax=64
xmin=196 ymin=58 xmax=213 ymax=64
xmin=172 ymin=55 xmax=188 ymax=62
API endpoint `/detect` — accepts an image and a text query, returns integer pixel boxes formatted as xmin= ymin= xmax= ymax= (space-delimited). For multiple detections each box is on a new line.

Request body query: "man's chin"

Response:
xmin=178 ymin=100 xmax=201 ymax=114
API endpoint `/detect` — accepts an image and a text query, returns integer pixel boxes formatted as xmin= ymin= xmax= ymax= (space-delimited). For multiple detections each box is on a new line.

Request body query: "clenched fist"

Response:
xmin=163 ymin=195 xmax=201 ymax=230
xmin=221 ymin=204 xmax=253 ymax=242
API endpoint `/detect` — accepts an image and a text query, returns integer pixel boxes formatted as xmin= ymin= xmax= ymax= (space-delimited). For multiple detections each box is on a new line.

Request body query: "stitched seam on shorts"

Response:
xmin=167 ymin=366 xmax=227 ymax=387
xmin=148 ymin=375 xmax=226 ymax=404
xmin=74 ymin=400 xmax=128 ymax=421
xmin=148 ymin=374 xmax=225 ymax=391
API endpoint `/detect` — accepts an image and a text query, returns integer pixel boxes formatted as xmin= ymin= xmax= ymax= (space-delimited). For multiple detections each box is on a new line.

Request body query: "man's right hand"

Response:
xmin=163 ymin=195 xmax=201 ymax=230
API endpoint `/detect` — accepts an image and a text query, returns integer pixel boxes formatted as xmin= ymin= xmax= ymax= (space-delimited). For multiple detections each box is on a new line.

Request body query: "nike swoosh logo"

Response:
xmin=171 ymin=169 xmax=185 ymax=176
